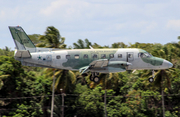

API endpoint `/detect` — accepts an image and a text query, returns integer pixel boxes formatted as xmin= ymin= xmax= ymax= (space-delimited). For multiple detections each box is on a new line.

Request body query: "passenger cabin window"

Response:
xmin=66 ymin=55 xmax=71 ymax=59
xmin=101 ymin=54 xmax=106 ymax=59
xmin=109 ymin=54 xmax=114 ymax=58
xmin=92 ymin=54 xmax=98 ymax=59
xmin=83 ymin=54 xmax=88 ymax=59
xmin=74 ymin=55 xmax=79 ymax=59
xmin=56 ymin=55 xmax=61 ymax=59
xmin=118 ymin=54 xmax=122 ymax=58
xmin=128 ymin=54 xmax=133 ymax=58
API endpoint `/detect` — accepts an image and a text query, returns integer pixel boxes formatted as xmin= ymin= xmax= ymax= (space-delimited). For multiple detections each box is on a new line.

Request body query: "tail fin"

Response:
xmin=9 ymin=26 xmax=36 ymax=52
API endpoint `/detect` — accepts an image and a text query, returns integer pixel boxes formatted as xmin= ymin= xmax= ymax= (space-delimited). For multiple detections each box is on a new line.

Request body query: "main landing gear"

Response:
xmin=148 ymin=70 xmax=155 ymax=83
xmin=90 ymin=72 xmax=100 ymax=83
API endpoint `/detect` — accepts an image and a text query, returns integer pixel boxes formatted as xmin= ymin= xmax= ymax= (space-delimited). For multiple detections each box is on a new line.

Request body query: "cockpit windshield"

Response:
xmin=139 ymin=52 xmax=152 ymax=58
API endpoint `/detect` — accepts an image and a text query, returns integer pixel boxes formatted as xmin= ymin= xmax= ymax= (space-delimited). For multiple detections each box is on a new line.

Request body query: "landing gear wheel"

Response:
xmin=93 ymin=76 xmax=100 ymax=83
xmin=148 ymin=77 xmax=154 ymax=83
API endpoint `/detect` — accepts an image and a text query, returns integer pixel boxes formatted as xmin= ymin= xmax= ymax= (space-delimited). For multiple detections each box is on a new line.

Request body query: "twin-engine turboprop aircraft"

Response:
xmin=9 ymin=26 xmax=173 ymax=83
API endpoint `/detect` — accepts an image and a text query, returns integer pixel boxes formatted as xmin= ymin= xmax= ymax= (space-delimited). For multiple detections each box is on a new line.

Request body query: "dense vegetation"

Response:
xmin=0 ymin=26 xmax=180 ymax=117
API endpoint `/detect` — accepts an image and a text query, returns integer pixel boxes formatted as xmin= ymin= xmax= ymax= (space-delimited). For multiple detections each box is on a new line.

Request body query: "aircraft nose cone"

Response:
xmin=168 ymin=62 xmax=173 ymax=68
xmin=164 ymin=60 xmax=173 ymax=68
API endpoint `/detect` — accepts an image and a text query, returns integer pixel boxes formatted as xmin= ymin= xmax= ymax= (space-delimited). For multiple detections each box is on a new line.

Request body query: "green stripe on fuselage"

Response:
xmin=138 ymin=49 xmax=163 ymax=66
xmin=62 ymin=49 xmax=118 ymax=69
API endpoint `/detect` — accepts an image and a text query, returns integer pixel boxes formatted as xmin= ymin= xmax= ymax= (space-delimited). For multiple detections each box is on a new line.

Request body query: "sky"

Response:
xmin=1 ymin=0 xmax=180 ymax=50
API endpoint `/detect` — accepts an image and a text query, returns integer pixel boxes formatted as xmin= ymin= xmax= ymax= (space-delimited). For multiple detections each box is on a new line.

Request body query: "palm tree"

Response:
xmin=45 ymin=68 xmax=76 ymax=93
xmin=36 ymin=26 xmax=76 ymax=93
xmin=73 ymin=38 xmax=92 ymax=49
xmin=36 ymin=26 xmax=66 ymax=48
xmin=36 ymin=26 xmax=75 ymax=116
xmin=92 ymin=43 xmax=104 ymax=48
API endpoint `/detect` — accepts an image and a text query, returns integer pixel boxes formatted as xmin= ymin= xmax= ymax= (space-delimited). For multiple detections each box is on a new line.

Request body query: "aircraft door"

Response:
xmin=46 ymin=54 xmax=52 ymax=66
xmin=127 ymin=52 xmax=134 ymax=62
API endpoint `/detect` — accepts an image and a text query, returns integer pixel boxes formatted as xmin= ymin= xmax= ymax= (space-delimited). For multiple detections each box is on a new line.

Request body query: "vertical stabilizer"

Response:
xmin=9 ymin=26 xmax=36 ymax=52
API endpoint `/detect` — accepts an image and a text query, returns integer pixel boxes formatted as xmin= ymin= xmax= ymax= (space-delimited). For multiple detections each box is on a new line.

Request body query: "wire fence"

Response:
xmin=0 ymin=93 xmax=180 ymax=116
xmin=1 ymin=93 xmax=180 ymax=100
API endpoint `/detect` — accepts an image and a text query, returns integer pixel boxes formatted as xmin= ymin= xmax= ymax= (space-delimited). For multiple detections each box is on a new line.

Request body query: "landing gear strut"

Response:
xmin=148 ymin=70 xmax=155 ymax=83
xmin=90 ymin=72 xmax=100 ymax=83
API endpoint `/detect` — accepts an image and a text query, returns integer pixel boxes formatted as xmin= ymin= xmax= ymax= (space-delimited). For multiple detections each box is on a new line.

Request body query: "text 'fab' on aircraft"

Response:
xmin=9 ymin=26 xmax=173 ymax=83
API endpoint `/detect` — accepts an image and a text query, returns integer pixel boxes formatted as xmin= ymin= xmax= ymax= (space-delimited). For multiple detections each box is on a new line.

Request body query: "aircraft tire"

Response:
xmin=90 ymin=75 xmax=94 ymax=81
xmin=148 ymin=77 xmax=154 ymax=83
xmin=94 ymin=76 xmax=100 ymax=83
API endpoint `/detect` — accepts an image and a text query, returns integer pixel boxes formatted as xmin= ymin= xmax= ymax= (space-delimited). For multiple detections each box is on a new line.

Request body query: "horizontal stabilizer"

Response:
xmin=15 ymin=50 xmax=31 ymax=58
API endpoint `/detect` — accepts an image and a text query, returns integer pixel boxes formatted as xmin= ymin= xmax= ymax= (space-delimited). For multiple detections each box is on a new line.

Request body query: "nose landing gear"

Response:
xmin=148 ymin=77 xmax=154 ymax=83
xmin=148 ymin=70 xmax=155 ymax=83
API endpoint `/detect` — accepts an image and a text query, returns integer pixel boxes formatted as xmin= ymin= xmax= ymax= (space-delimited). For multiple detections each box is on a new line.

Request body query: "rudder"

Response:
xmin=9 ymin=26 xmax=36 ymax=52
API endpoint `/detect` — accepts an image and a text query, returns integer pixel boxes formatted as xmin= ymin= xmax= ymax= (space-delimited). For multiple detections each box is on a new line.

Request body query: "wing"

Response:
xmin=79 ymin=59 xmax=132 ymax=74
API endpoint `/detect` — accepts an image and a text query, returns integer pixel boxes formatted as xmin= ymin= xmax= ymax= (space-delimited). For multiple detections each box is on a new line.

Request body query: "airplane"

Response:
xmin=9 ymin=26 xmax=173 ymax=83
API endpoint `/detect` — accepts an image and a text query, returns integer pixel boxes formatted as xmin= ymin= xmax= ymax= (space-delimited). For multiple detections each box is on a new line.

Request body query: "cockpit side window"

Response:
xmin=139 ymin=53 xmax=146 ymax=58
xmin=144 ymin=52 xmax=152 ymax=57
xmin=139 ymin=52 xmax=152 ymax=58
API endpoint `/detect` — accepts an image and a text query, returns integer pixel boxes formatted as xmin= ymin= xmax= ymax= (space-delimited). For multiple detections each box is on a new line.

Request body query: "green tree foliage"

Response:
xmin=74 ymin=85 xmax=104 ymax=117
xmin=44 ymin=69 xmax=76 ymax=93
xmin=0 ymin=55 xmax=52 ymax=116
xmin=36 ymin=26 xmax=66 ymax=48
xmin=111 ymin=42 xmax=128 ymax=48
xmin=28 ymin=34 xmax=41 ymax=45
xmin=2 ymin=29 xmax=180 ymax=116
xmin=0 ymin=46 xmax=14 ymax=56
xmin=36 ymin=26 xmax=75 ymax=92
xmin=73 ymin=39 xmax=92 ymax=49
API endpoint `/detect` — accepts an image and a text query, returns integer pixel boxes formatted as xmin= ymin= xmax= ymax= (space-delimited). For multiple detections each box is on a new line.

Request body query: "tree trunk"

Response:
xmin=50 ymin=69 xmax=55 ymax=117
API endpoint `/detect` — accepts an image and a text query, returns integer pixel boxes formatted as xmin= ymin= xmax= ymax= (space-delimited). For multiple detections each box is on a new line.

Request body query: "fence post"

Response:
xmin=161 ymin=70 xmax=165 ymax=117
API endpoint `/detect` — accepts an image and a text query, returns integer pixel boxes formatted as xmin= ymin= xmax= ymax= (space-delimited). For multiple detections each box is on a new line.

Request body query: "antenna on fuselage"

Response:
xmin=89 ymin=45 xmax=94 ymax=49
